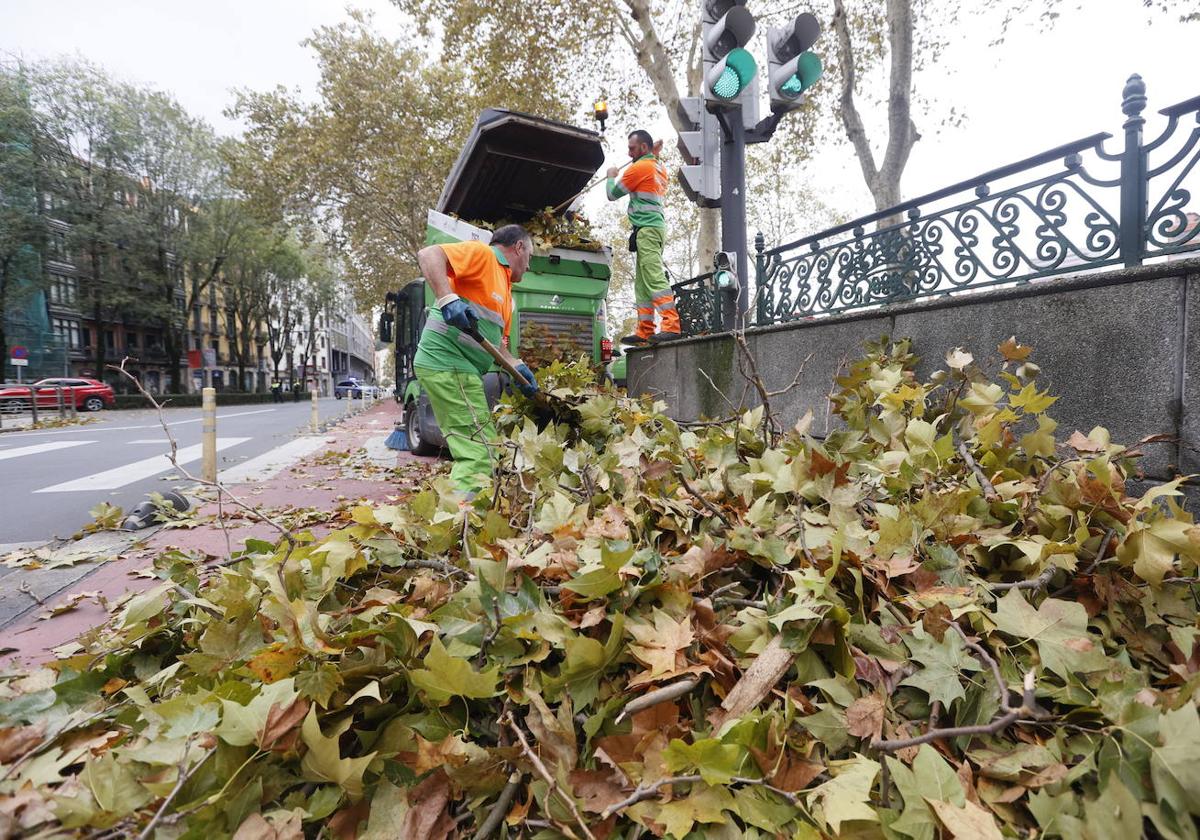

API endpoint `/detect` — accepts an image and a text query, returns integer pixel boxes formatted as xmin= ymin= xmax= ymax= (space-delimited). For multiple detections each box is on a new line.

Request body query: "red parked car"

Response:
xmin=0 ymin=377 xmax=116 ymax=412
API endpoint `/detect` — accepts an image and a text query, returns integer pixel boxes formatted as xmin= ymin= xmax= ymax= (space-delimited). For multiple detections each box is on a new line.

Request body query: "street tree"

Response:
xmin=29 ymin=58 xmax=144 ymax=380
xmin=295 ymin=243 xmax=337 ymax=394
xmin=124 ymin=87 xmax=227 ymax=392
xmin=0 ymin=60 xmax=45 ymax=364
xmin=227 ymin=13 xmax=479 ymax=310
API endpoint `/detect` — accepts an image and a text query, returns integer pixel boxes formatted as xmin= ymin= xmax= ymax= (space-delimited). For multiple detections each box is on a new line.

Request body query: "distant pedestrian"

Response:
xmin=270 ymin=380 xmax=282 ymax=403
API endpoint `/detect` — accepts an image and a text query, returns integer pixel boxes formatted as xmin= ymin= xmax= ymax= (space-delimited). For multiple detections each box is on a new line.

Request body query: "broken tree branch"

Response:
xmin=616 ymin=677 xmax=700 ymax=724
xmin=502 ymin=714 xmax=596 ymax=840
xmin=873 ymin=671 xmax=1037 ymax=752
xmin=958 ymin=442 xmax=1000 ymax=502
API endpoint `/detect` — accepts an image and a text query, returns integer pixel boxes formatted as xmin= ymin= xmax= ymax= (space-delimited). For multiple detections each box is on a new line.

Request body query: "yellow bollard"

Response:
xmin=311 ymin=388 xmax=320 ymax=432
xmin=201 ymin=387 xmax=217 ymax=483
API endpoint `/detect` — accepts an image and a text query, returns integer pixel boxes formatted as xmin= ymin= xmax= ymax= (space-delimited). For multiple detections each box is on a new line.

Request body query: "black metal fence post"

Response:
xmin=1119 ymin=73 xmax=1148 ymax=267
xmin=754 ymin=231 xmax=768 ymax=325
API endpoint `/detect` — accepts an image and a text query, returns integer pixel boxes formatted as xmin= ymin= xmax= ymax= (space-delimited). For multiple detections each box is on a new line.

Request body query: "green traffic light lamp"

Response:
xmin=707 ymin=47 xmax=758 ymax=102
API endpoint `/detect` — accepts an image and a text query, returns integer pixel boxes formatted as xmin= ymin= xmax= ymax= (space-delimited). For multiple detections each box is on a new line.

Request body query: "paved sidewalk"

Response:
xmin=0 ymin=401 xmax=439 ymax=668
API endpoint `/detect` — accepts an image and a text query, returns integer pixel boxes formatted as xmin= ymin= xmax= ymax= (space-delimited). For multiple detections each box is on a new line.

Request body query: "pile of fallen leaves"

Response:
xmin=2 ymin=338 xmax=1199 ymax=839
xmin=460 ymin=208 xmax=604 ymax=254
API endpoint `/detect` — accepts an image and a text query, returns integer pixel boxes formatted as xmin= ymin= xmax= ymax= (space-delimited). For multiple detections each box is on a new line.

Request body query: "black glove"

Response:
xmin=514 ymin=363 xmax=538 ymax=397
xmin=441 ymin=298 xmax=478 ymax=333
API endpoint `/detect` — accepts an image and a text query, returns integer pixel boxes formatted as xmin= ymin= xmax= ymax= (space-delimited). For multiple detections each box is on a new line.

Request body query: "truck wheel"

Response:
xmin=406 ymin=402 xmax=439 ymax=456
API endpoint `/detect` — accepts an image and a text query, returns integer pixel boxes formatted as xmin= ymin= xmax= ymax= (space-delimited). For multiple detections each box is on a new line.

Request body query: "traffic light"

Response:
xmin=677 ymin=97 xmax=721 ymax=207
xmin=766 ymin=12 xmax=822 ymax=112
xmin=702 ymin=1 xmax=757 ymax=107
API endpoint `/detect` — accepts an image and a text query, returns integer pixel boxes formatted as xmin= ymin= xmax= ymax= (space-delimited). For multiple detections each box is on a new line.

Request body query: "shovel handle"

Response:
xmin=465 ymin=324 xmax=532 ymax=387
xmin=550 ymin=160 xmax=631 ymax=215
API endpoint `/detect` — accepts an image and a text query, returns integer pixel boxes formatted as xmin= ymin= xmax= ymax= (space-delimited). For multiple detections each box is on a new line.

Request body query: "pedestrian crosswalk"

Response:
xmin=34 ymin=438 xmax=251 ymax=493
xmin=0 ymin=440 xmax=95 ymax=461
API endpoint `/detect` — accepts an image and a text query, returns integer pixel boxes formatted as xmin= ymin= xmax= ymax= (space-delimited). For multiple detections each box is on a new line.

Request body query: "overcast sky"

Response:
xmin=1 ymin=0 xmax=1196 ymax=235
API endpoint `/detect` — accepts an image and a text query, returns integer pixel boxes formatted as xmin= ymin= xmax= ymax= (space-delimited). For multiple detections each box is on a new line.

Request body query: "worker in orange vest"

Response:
xmin=607 ymin=130 xmax=681 ymax=346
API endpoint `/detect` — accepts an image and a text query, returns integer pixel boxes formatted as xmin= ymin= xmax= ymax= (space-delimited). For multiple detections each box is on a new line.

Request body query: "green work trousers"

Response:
xmin=414 ymin=366 xmax=495 ymax=493
xmin=633 ymin=226 xmax=679 ymax=336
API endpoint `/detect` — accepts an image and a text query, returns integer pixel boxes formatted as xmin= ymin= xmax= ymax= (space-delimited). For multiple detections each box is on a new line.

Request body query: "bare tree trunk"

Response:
xmin=832 ymin=0 xmax=920 ymax=228
xmin=698 ymin=208 xmax=719 ymax=272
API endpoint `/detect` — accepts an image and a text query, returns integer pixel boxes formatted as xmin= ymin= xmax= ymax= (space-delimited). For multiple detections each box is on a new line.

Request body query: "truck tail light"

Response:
xmin=600 ymin=337 xmax=613 ymax=363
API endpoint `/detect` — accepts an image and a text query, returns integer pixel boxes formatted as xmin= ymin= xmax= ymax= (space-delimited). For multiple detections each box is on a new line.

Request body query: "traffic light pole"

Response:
xmin=718 ymin=106 xmax=748 ymax=329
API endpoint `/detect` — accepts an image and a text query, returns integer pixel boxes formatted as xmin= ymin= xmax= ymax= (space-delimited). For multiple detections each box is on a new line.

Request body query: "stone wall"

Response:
xmin=628 ymin=258 xmax=1200 ymax=484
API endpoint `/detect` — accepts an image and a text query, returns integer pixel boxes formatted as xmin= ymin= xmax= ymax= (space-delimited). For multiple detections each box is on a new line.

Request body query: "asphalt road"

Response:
xmin=0 ymin=397 xmax=346 ymax=547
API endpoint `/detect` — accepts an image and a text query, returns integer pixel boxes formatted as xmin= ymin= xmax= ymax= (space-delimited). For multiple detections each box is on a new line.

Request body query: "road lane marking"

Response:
xmin=2 ymin=407 xmax=282 ymax=437
xmin=0 ymin=440 xmax=95 ymax=462
xmin=219 ymin=436 xmax=334 ymax=484
xmin=34 ymin=437 xmax=251 ymax=493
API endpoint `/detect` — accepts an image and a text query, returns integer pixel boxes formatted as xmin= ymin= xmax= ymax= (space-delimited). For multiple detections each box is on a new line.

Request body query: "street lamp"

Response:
xmin=593 ymin=98 xmax=609 ymax=134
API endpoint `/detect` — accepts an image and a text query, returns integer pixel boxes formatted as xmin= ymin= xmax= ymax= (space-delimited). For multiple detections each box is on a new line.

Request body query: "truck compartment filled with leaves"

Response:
xmin=1 ymin=339 xmax=1198 ymax=839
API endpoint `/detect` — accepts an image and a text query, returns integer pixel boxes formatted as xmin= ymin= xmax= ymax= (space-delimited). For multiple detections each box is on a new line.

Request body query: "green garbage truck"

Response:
xmin=379 ymin=109 xmax=616 ymax=455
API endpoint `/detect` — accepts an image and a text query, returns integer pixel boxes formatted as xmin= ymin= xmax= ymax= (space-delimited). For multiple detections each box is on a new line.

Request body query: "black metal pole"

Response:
xmin=1119 ymin=73 xmax=1147 ymax=268
xmin=720 ymin=105 xmax=749 ymax=329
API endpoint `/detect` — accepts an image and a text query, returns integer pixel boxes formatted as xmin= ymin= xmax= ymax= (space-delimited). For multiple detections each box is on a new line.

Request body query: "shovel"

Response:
xmin=463 ymin=321 xmax=582 ymax=428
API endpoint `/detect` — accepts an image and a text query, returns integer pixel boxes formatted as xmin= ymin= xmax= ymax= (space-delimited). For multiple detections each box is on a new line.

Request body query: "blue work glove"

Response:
xmin=441 ymin=298 xmax=478 ymax=333
xmin=514 ymin=363 xmax=539 ymax=397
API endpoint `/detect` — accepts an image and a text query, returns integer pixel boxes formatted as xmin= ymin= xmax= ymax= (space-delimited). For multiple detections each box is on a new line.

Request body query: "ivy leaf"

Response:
xmin=408 ymin=638 xmax=500 ymax=706
xmin=900 ymin=630 xmax=981 ymax=708
xmin=991 ymin=591 xmax=1108 ymax=680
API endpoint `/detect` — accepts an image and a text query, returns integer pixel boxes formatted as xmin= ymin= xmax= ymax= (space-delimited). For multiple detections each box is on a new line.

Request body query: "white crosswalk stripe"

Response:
xmin=219 ymin=436 xmax=332 ymax=484
xmin=34 ymin=437 xmax=251 ymax=493
xmin=0 ymin=440 xmax=95 ymax=462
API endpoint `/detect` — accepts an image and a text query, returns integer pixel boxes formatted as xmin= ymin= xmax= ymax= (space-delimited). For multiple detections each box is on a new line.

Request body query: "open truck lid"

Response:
xmin=436 ymin=109 xmax=605 ymax=224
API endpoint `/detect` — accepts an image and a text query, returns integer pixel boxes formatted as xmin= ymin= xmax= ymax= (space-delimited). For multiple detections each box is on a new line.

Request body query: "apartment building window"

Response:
xmin=145 ymin=331 xmax=163 ymax=350
xmin=209 ymin=311 xmax=218 ymax=334
xmin=48 ymin=273 xmax=77 ymax=306
xmin=127 ymin=332 xmax=139 ymax=349
xmin=48 ymin=229 xmax=68 ymax=262
xmin=104 ymin=330 xmax=116 ymax=350
xmin=192 ymin=306 xmax=202 ymax=333
xmin=52 ymin=318 xmax=82 ymax=349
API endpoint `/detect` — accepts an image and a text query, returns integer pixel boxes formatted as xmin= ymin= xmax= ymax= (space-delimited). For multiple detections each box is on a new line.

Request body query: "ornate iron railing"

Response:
xmin=672 ymin=75 xmax=1200 ymax=334
xmin=673 ymin=271 xmax=727 ymax=335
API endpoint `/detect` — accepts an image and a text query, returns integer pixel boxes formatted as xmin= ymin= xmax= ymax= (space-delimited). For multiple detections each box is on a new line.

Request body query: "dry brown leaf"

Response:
xmin=329 ymin=798 xmax=370 ymax=840
xmin=0 ymin=723 xmax=45 ymax=763
xmin=400 ymin=770 xmax=454 ymax=840
xmin=569 ymin=768 xmax=626 ymax=814
xmin=921 ymin=601 xmax=953 ymax=642
xmin=260 ymin=697 xmax=310 ymax=751
xmin=997 ymin=336 xmax=1033 ymax=362
xmin=845 ymin=694 xmax=885 ymax=741
xmin=928 ymin=798 xmax=1004 ymax=839
xmin=1066 ymin=430 xmax=1107 ymax=454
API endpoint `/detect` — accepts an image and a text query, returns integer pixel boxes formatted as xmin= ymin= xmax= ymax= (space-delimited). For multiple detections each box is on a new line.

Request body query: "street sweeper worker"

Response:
xmin=606 ymin=129 xmax=681 ymax=346
xmin=412 ymin=224 xmax=539 ymax=493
